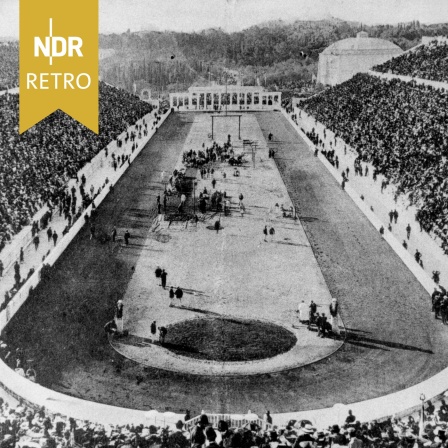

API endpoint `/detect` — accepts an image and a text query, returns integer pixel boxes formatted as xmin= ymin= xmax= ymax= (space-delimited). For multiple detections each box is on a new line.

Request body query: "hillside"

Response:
xmin=100 ymin=19 xmax=448 ymax=97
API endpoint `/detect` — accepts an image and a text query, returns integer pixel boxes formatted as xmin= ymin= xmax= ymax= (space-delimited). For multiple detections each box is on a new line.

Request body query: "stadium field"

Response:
xmin=4 ymin=111 xmax=448 ymax=415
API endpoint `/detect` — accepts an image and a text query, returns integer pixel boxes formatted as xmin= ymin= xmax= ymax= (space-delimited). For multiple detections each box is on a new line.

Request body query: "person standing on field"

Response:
xmin=151 ymin=321 xmax=157 ymax=339
xmin=115 ymin=299 xmax=124 ymax=333
xmin=175 ymin=286 xmax=183 ymax=304
xmin=124 ymin=230 xmax=130 ymax=245
xmin=161 ymin=269 xmax=168 ymax=288
xmin=329 ymin=298 xmax=341 ymax=337
xmin=33 ymin=235 xmax=40 ymax=250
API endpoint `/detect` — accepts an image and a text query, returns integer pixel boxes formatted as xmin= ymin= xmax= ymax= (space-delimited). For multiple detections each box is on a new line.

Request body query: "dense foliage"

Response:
xmin=99 ymin=19 xmax=448 ymax=94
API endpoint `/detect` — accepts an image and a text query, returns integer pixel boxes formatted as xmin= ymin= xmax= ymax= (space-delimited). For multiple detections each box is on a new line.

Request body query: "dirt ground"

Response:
xmin=4 ymin=112 xmax=448 ymax=416
xmin=115 ymin=112 xmax=338 ymax=377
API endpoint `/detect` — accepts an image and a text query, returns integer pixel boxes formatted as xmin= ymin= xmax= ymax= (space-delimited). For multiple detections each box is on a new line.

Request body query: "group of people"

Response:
xmin=0 ymin=339 xmax=37 ymax=383
xmin=169 ymin=286 xmax=184 ymax=307
xmin=155 ymin=267 xmax=184 ymax=306
xmin=263 ymin=225 xmax=275 ymax=242
xmin=432 ymin=287 xmax=448 ymax=324
xmin=2 ymin=399 xmax=448 ymax=448
xmin=301 ymin=73 xmax=448 ymax=256
xmin=197 ymin=185 xmax=230 ymax=215
xmin=0 ymin=42 xmax=18 ymax=90
xmin=298 ymin=298 xmax=341 ymax=338
xmin=373 ymin=40 xmax=448 ymax=84
xmin=1 ymin=168 xmax=114 ymax=310
xmin=168 ymin=133 xmax=248 ymax=220
xmin=0 ymin=82 xmax=153 ymax=255
xmin=182 ymin=139 xmax=235 ymax=169
xmin=185 ymin=403 xmax=448 ymax=448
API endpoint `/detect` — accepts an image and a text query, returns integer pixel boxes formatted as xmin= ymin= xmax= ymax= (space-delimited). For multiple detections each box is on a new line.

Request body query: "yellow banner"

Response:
xmin=19 ymin=0 xmax=98 ymax=134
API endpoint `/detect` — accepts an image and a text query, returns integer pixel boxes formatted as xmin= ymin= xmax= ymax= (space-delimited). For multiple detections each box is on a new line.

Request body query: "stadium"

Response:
xmin=1 ymin=2 xmax=448 ymax=447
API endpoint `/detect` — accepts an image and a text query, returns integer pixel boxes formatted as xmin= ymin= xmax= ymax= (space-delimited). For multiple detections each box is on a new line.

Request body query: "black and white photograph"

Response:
xmin=1 ymin=0 xmax=448 ymax=445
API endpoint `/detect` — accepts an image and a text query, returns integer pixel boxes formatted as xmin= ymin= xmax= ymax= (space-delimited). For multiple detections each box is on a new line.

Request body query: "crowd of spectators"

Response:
xmin=1 ymin=398 xmax=448 ymax=448
xmin=0 ymin=339 xmax=37 ymax=383
xmin=0 ymin=82 xmax=153 ymax=253
xmin=0 ymin=42 xmax=18 ymax=91
xmin=300 ymin=73 xmax=448 ymax=254
xmin=373 ymin=40 xmax=448 ymax=84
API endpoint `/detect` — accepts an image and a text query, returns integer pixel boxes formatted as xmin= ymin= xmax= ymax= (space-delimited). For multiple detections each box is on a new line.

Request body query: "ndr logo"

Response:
xmin=27 ymin=17 xmax=91 ymax=90
xmin=34 ymin=18 xmax=83 ymax=65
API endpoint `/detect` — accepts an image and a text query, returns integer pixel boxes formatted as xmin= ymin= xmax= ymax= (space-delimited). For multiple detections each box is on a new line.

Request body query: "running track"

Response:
xmin=5 ymin=112 xmax=448 ymax=415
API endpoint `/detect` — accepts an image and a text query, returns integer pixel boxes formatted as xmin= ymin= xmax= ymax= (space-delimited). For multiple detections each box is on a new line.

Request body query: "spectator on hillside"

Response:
xmin=374 ymin=40 xmax=448 ymax=83
xmin=0 ymin=42 xmax=19 ymax=90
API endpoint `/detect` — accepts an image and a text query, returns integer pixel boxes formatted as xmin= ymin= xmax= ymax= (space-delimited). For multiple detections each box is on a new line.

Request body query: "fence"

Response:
xmin=368 ymin=70 xmax=448 ymax=92
xmin=185 ymin=414 xmax=273 ymax=431
xmin=176 ymin=104 xmax=281 ymax=112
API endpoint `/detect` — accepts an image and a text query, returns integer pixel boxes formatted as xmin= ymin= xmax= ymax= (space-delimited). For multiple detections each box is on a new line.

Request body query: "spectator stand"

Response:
xmin=0 ymin=42 xmax=19 ymax=90
xmin=373 ymin=37 xmax=448 ymax=84
xmin=289 ymin=72 xmax=448 ymax=267
xmin=0 ymin=206 xmax=49 ymax=274
xmin=290 ymin=105 xmax=448 ymax=288
xmin=369 ymin=70 xmax=448 ymax=93
xmin=0 ymin=107 xmax=170 ymax=328
xmin=0 ymin=83 xmax=155 ymax=260
xmin=0 ymin=358 xmax=447 ymax=448
xmin=0 ymin=87 xmax=166 ymax=311
xmin=0 ymin=108 xmax=171 ymax=425
xmin=284 ymin=107 xmax=440 ymax=295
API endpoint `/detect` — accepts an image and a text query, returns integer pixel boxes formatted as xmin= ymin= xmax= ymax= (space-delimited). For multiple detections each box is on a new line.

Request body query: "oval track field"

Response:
xmin=4 ymin=112 xmax=448 ymax=415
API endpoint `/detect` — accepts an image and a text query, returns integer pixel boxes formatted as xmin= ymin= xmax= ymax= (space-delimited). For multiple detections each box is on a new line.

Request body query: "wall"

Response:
xmin=0 ymin=87 xmax=19 ymax=96
xmin=318 ymin=49 xmax=403 ymax=86
xmin=369 ymin=70 xmax=448 ymax=92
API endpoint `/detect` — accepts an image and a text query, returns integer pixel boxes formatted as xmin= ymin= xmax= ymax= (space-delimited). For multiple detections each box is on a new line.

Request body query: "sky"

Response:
xmin=0 ymin=0 xmax=448 ymax=37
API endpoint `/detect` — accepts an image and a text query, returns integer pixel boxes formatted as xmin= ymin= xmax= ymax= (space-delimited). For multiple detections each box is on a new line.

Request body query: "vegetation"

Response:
xmin=99 ymin=19 xmax=448 ymax=97
xmin=165 ymin=317 xmax=297 ymax=362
